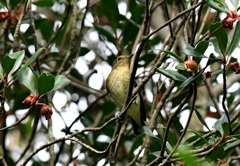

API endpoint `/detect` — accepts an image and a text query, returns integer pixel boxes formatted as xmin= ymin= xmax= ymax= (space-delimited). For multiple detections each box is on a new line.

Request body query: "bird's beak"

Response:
xmin=127 ymin=54 xmax=134 ymax=59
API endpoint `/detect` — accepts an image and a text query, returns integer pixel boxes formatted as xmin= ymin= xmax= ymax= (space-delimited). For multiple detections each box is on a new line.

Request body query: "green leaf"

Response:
xmin=139 ymin=126 xmax=162 ymax=144
xmin=177 ymin=146 xmax=206 ymax=166
xmin=207 ymin=53 xmax=221 ymax=65
xmin=180 ymin=66 xmax=207 ymax=88
xmin=175 ymin=63 xmax=185 ymax=70
xmin=36 ymin=19 xmax=53 ymax=42
xmin=51 ymin=75 xmax=71 ymax=91
xmin=194 ymin=107 xmax=211 ymax=132
xmin=195 ymin=41 xmax=209 ymax=64
xmin=186 ymin=129 xmax=208 ymax=143
xmin=156 ymin=68 xmax=187 ymax=81
xmin=209 ymin=22 xmax=228 ymax=55
xmin=213 ymin=113 xmax=230 ymax=135
xmin=181 ymin=45 xmax=208 ymax=58
xmin=17 ymin=67 xmax=36 ymax=94
xmin=160 ymin=50 xmax=184 ymax=63
xmin=196 ymin=41 xmax=209 ymax=54
xmin=206 ymin=145 xmax=224 ymax=161
xmin=210 ymin=37 xmax=222 ymax=55
xmin=224 ymin=139 xmax=240 ymax=151
xmin=227 ymin=21 xmax=240 ymax=56
xmin=100 ymin=0 xmax=120 ymax=31
xmin=32 ymin=0 xmax=54 ymax=7
xmin=4 ymin=50 xmax=25 ymax=77
xmin=212 ymin=69 xmax=223 ymax=76
xmin=38 ymin=73 xmax=55 ymax=96
xmin=17 ymin=48 xmax=45 ymax=75
xmin=203 ymin=0 xmax=229 ymax=13
xmin=230 ymin=0 xmax=239 ymax=9
xmin=0 ymin=63 xmax=3 ymax=78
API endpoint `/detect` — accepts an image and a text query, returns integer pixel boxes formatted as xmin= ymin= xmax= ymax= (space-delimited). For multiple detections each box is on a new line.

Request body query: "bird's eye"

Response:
xmin=118 ymin=57 xmax=122 ymax=60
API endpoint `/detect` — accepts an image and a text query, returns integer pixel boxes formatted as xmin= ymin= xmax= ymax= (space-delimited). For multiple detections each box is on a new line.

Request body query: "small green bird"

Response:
xmin=106 ymin=55 xmax=146 ymax=135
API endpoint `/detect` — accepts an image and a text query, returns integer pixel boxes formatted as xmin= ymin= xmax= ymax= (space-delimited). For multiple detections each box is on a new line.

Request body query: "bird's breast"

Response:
xmin=106 ymin=67 xmax=130 ymax=106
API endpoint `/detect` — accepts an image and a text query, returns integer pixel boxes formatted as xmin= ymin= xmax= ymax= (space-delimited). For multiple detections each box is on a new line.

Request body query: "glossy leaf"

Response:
xmin=36 ymin=19 xmax=53 ymax=42
xmin=156 ymin=68 xmax=187 ymax=81
xmin=139 ymin=126 xmax=162 ymax=144
xmin=203 ymin=0 xmax=229 ymax=13
xmin=196 ymin=41 xmax=209 ymax=54
xmin=209 ymin=22 xmax=228 ymax=55
xmin=0 ymin=63 xmax=3 ymax=78
xmin=32 ymin=0 xmax=54 ymax=7
xmin=175 ymin=63 xmax=185 ymax=70
xmin=17 ymin=48 xmax=45 ymax=75
xmin=180 ymin=66 xmax=207 ymax=88
xmin=4 ymin=50 xmax=25 ymax=77
xmin=227 ymin=21 xmax=240 ymax=56
xmin=100 ymin=0 xmax=120 ymax=31
xmin=17 ymin=67 xmax=36 ymax=94
xmin=38 ymin=73 xmax=55 ymax=96
xmin=213 ymin=113 xmax=230 ymax=135
xmin=181 ymin=45 xmax=208 ymax=58
xmin=224 ymin=139 xmax=240 ymax=151
xmin=195 ymin=41 xmax=209 ymax=64
xmin=194 ymin=107 xmax=211 ymax=132
xmin=210 ymin=37 xmax=222 ymax=55
xmin=160 ymin=50 xmax=184 ymax=63
xmin=51 ymin=75 xmax=71 ymax=91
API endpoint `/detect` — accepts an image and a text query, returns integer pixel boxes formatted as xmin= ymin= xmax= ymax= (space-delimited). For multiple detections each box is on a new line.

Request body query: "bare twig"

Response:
xmin=13 ymin=0 xmax=31 ymax=52
xmin=0 ymin=106 xmax=34 ymax=131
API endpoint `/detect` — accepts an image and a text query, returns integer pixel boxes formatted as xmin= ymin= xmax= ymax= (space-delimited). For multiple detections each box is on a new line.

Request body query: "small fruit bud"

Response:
xmin=222 ymin=16 xmax=235 ymax=30
xmin=205 ymin=71 xmax=212 ymax=79
xmin=184 ymin=60 xmax=198 ymax=72
xmin=229 ymin=62 xmax=240 ymax=74
xmin=22 ymin=96 xmax=37 ymax=106
xmin=41 ymin=105 xmax=53 ymax=120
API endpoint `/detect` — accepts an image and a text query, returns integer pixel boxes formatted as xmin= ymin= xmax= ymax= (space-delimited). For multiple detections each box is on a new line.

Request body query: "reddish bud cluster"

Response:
xmin=205 ymin=71 xmax=212 ymax=79
xmin=222 ymin=11 xmax=240 ymax=30
xmin=229 ymin=62 xmax=240 ymax=74
xmin=184 ymin=60 xmax=198 ymax=72
xmin=0 ymin=4 xmax=23 ymax=25
xmin=41 ymin=105 xmax=53 ymax=120
xmin=0 ymin=12 xmax=9 ymax=23
xmin=22 ymin=96 xmax=37 ymax=106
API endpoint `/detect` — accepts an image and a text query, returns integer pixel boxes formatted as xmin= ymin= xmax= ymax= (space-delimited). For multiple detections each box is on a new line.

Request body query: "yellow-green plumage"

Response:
xmin=106 ymin=55 xmax=146 ymax=135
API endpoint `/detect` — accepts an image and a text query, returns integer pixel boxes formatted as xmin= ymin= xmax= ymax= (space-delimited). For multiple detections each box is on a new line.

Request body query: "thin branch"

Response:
xmin=21 ymin=93 xmax=138 ymax=166
xmin=0 ymin=156 xmax=7 ymax=166
xmin=46 ymin=0 xmax=72 ymax=49
xmin=0 ymin=106 xmax=34 ymax=131
xmin=163 ymin=0 xmax=173 ymax=37
xmin=57 ymin=0 xmax=78 ymax=75
xmin=127 ymin=138 xmax=146 ymax=166
xmin=67 ymin=136 xmax=117 ymax=154
xmin=64 ymin=0 xmax=90 ymax=75
xmin=204 ymin=79 xmax=222 ymax=116
xmin=15 ymin=109 xmax=41 ymax=165
xmin=157 ymin=82 xmax=198 ymax=166
xmin=160 ymin=91 xmax=192 ymax=156
xmin=13 ymin=0 xmax=31 ymax=52
xmin=143 ymin=1 xmax=202 ymax=41
xmin=222 ymin=64 xmax=232 ymax=134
